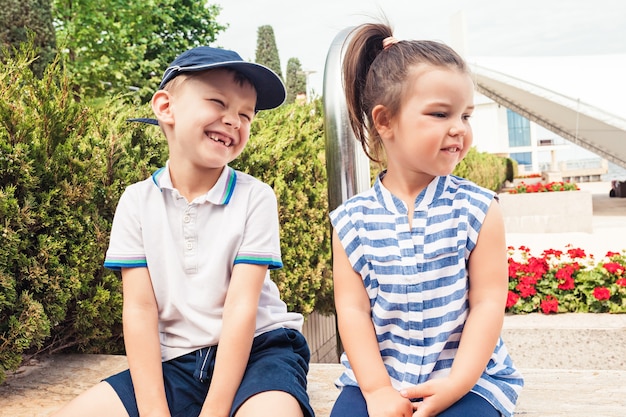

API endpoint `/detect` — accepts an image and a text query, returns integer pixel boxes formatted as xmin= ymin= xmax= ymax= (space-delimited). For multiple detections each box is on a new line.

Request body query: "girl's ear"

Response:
xmin=372 ymin=104 xmax=393 ymax=140
xmin=151 ymin=90 xmax=174 ymax=125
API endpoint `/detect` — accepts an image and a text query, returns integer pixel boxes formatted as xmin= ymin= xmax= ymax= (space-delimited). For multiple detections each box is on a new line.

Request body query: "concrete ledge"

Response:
xmin=499 ymin=190 xmax=593 ymax=233
xmin=1 ymin=314 xmax=626 ymax=417
xmin=1 ymin=357 xmax=626 ymax=417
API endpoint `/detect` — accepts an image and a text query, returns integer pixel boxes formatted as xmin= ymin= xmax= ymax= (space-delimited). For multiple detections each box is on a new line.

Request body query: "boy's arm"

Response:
xmin=199 ymin=262 xmax=267 ymax=417
xmin=332 ymin=229 xmax=414 ymax=416
xmin=121 ymin=266 xmax=170 ymax=416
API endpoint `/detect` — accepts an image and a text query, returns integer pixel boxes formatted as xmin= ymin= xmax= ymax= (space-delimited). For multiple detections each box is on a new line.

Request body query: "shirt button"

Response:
xmin=183 ymin=215 xmax=191 ymax=223
xmin=186 ymin=241 xmax=193 ymax=250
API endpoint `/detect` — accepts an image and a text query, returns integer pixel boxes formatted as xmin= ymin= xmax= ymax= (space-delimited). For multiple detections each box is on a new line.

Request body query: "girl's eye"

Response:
xmin=210 ymin=99 xmax=225 ymax=107
xmin=431 ymin=112 xmax=447 ymax=118
xmin=462 ymin=114 xmax=472 ymax=121
xmin=240 ymin=113 xmax=252 ymax=122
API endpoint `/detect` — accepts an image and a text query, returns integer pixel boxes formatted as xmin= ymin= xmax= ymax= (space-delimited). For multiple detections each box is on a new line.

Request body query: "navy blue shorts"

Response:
xmin=105 ymin=328 xmax=314 ymax=417
xmin=330 ymin=385 xmax=499 ymax=417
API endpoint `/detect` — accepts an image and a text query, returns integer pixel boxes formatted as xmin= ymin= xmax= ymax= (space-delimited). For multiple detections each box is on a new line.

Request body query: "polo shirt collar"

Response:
xmin=374 ymin=171 xmax=446 ymax=214
xmin=151 ymin=162 xmax=237 ymax=205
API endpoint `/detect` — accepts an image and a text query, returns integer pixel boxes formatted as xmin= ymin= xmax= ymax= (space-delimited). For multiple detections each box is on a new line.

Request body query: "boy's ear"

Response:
xmin=151 ymin=90 xmax=174 ymax=125
xmin=372 ymin=104 xmax=393 ymax=140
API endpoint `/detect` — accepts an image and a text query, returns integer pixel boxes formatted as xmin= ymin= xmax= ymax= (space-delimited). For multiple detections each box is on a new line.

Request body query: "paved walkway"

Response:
xmin=1 ymin=182 xmax=625 ymax=416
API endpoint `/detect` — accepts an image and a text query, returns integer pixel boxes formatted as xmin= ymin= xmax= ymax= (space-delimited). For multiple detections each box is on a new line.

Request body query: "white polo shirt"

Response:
xmin=104 ymin=163 xmax=303 ymax=361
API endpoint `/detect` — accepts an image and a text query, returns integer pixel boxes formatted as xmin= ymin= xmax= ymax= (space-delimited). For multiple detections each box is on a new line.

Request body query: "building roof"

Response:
xmin=468 ymin=55 xmax=626 ymax=168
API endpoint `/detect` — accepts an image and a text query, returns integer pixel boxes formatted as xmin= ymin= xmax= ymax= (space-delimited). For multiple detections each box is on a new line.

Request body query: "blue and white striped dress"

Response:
xmin=330 ymin=173 xmax=523 ymax=417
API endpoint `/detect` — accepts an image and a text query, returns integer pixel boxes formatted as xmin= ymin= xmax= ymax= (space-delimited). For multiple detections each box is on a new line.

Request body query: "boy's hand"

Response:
xmin=364 ymin=386 xmax=414 ymax=417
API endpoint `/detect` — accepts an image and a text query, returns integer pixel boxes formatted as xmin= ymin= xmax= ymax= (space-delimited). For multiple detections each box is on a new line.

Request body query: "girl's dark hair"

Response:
xmin=342 ymin=22 xmax=468 ymax=163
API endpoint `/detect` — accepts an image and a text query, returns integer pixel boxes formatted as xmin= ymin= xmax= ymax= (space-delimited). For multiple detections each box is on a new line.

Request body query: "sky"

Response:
xmin=213 ymin=0 xmax=626 ymax=96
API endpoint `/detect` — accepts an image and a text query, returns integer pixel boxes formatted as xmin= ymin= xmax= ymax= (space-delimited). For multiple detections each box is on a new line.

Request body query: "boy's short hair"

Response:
xmin=130 ymin=46 xmax=286 ymax=126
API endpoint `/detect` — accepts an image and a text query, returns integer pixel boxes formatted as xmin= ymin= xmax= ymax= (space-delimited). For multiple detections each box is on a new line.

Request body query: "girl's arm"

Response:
xmin=402 ymin=200 xmax=508 ymax=416
xmin=199 ymin=263 xmax=267 ymax=417
xmin=449 ymin=200 xmax=508 ymax=391
xmin=333 ymin=229 xmax=414 ymax=417
xmin=122 ymin=266 xmax=171 ymax=417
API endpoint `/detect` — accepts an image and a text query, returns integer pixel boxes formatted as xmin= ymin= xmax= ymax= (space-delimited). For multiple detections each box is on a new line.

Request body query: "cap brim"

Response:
xmin=226 ymin=62 xmax=286 ymax=110
xmin=127 ymin=117 xmax=159 ymax=125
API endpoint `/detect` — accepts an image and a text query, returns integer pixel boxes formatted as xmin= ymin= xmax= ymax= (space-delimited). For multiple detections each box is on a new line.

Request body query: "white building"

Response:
xmin=467 ymin=55 xmax=626 ymax=180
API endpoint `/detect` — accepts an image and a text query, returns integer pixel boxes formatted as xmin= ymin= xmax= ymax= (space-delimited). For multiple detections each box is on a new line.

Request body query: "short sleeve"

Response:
xmin=234 ymin=182 xmax=283 ymax=269
xmin=103 ymin=186 xmax=147 ymax=270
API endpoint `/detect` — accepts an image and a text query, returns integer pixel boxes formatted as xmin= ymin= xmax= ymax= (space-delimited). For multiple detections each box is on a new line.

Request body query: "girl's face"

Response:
xmin=164 ymin=69 xmax=257 ymax=172
xmin=380 ymin=66 xmax=474 ymax=179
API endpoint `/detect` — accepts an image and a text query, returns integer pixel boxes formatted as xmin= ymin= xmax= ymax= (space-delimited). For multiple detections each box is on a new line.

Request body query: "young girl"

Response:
xmin=329 ymin=23 xmax=523 ymax=417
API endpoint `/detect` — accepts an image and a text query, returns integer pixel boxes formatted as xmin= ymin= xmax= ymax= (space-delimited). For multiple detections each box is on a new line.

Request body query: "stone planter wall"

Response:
xmin=498 ymin=190 xmax=593 ymax=233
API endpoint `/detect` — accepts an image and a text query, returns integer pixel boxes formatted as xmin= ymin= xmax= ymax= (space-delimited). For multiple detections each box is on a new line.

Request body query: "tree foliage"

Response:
xmin=52 ymin=0 xmax=226 ymax=101
xmin=0 ymin=0 xmax=56 ymax=77
xmin=254 ymin=25 xmax=283 ymax=80
xmin=285 ymin=57 xmax=307 ymax=103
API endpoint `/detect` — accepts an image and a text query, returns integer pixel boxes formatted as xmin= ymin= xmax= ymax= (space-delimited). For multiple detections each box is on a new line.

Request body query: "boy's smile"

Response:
xmin=163 ymin=68 xmax=257 ymax=171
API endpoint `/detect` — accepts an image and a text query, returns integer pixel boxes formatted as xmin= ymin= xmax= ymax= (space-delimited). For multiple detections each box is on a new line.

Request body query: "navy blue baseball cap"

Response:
xmin=129 ymin=46 xmax=286 ymax=125
xmin=160 ymin=46 xmax=286 ymax=110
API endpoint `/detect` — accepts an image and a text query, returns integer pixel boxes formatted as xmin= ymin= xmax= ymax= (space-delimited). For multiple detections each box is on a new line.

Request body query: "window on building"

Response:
xmin=510 ymin=151 xmax=532 ymax=169
xmin=507 ymin=110 xmax=531 ymax=147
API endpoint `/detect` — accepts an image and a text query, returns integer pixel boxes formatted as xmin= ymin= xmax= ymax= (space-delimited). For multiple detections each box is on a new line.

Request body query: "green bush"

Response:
xmin=505 ymin=157 xmax=518 ymax=182
xmin=0 ymin=46 xmax=167 ymax=383
xmin=233 ymin=100 xmax=333 ymax=316
xmin=453 ymin=147 xmax=508 ymax=192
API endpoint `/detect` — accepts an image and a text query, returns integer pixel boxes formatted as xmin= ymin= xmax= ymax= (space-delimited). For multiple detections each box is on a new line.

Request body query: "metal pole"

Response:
xmin=323 ymin=27 xmax=372 ymax=212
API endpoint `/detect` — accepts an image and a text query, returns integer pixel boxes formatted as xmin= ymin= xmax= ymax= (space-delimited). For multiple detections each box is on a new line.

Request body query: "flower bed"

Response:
xmin=506 ymin=246 xmax=626 ymax=314
xmin=508 ymin=181 xmax=579 ymax=194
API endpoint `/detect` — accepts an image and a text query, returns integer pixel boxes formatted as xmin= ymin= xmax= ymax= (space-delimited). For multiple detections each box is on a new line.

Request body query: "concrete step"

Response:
xmin=0 ymin=313 xmax=625 ymax=416
xmin=502 ymin=313 xmax=626 ymax=370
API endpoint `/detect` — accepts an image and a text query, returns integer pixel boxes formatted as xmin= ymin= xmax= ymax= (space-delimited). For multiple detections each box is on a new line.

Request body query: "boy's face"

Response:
xmin=160 ymin=68 xmax=257 ymax=171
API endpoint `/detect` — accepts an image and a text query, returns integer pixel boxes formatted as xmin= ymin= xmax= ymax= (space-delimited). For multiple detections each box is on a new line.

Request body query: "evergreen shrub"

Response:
xmin=232 ymin=99 xmax=333 ymax=316
xmin=0 ymin=46 xmax=167 ymax=382
xmin=453 ymin=147 xmax=508 ymax=192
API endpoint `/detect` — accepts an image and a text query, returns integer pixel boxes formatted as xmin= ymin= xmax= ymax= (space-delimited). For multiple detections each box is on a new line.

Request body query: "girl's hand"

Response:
xmin=364 ymin=386 xmax=414 ymax=417
xmin=400 ymin=378 xmax=463 ymax=417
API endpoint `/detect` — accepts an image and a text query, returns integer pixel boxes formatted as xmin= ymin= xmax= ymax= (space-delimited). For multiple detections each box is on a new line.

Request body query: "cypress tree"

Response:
xmin=255 ymin=25 xmax=283 ymax=80
xmin=285 ymin=57 xmax=307 ymax=103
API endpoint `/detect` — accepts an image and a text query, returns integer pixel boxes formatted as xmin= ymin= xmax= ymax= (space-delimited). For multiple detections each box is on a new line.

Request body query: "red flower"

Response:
xmin=606 ymin=251 xmax=621 ymax=258
xmin=506 ymin=291 xmax=520 ymax=308
xmin=508 ymin=260 xmax=522 ymax=279
xmin=540 ymin=295 xmax=559 ymax=314
xmin=526 ymin=257 xmax=549 ymax=279
xmin=555 ymin=264 xmax=579 ymax=290
xmin=516 ymin=282 xmax=536 ymax=298
xmin=616 ymin=278 xmax=626 ymax=287
xmin=543 ymin=248 xmax=563 ymax=257
xmin=567 ymin=248 xmax=587 ymax=259
xmin=603 ymin=262 xmax=625 ymax=275
xmin=593 ymin=287 xmax=611 ymax=301
xmin=557 ymin=276 xmax=575 ymax=291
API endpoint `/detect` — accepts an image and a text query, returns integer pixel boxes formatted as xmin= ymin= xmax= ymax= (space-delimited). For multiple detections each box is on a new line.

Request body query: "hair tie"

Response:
xmin=382 ymin=36 xmax=399 ymax=50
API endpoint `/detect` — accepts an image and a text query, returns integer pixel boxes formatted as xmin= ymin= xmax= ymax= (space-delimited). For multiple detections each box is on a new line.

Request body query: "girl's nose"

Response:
xmin=449 ymin=119 xmax=467 ymax=136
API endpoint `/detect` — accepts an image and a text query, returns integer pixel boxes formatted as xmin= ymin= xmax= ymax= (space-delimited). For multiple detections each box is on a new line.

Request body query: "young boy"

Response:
xmin=52 ymin=46 xmax=314 ymax=417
